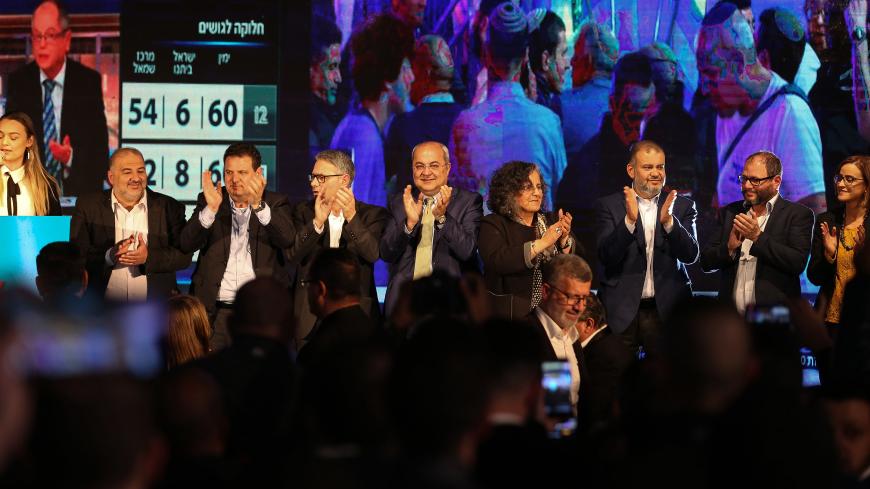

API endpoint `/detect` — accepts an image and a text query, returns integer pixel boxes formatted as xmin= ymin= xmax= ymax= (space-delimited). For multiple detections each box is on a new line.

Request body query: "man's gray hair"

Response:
xmin=541 ymin=254 xmax=593 ymax=284
xmin=315 ymin=149 xmax=355 ymax=184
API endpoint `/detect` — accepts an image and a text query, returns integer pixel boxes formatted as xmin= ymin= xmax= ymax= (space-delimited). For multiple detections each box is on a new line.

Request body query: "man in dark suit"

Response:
xmin=380 ymin=141 xmax=482 ymax=315
xmin=180 ymin=143 xmax=294 ymax=351
xmin=70 ymin=147 xmax=191 ymax=301
xmin=526 ymin=254 xmax=594 ymax=414
xmin=6 ymin=0 xmax=108 ymax=196
xmin=288 ymin=150 xmax=387 ymax=348
xmin=575 ymin=294 xmax=633 ymax=432
xmin=700 ymin=150 xmax=814 ymax=311
xmin=296 ymin=248 xmax=379 ymax=368
xmin=595 ymin=140 xmax=699 ymax=354
xmin=384 ymin=35 xmax=464 ymax=196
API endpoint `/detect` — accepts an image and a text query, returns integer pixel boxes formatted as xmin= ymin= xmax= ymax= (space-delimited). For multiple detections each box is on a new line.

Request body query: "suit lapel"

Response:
xmin=654 ymin=193 xmax=668 ymax=248
xmin=60 ymin=60 xmax=73 ymax=140
xmin=101 ymin=190 xmax=116 ymax=242
xmin=762 ymin=196 xmax=786 ymax=233
xmin=622 ymin=196 xmax=646 ymax=253
xmin=248 ymin=198 xmax=261 ymax=267
xmin=220 ymin=191 xmax=232 ymax=262
xmin=146 ymin=189 xmax=160 ymax=244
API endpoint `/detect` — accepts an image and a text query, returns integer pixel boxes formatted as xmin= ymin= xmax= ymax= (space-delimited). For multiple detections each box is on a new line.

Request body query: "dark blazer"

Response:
xmin=479 ymin=212 xmax=580 ymax=316
xmin=295 ymin=304 xmax=378 ymax=368
xmin=700 ymin=197 xmax=814 ymax=305
xmin=180 ymin=189 xmax=294 ymax=315
xmin=595 ymin=191 xmax=699 ymax=334
xmin=580 ymin=326 xmax=633 ymax=431
xmin=6 ymin=59 xmax=108 ymax=196
xmin=379 ymin=187 xmax=483 ymax=315
xmin=69 ymin=188 xmax=191 ymax=299
xmin=807 ymin=208 xmax=870 ymax=316
xmin=287 ymin=199 xmax=388 ymax=341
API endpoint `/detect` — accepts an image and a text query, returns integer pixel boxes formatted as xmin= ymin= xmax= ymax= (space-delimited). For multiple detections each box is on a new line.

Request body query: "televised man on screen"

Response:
xmin=6 ymin=0 xmax=109 ymax=196
xmin=180 ymin=143 xmax=294 ymax=351
xmin=70 ymin=148 xmax=191 ymax=302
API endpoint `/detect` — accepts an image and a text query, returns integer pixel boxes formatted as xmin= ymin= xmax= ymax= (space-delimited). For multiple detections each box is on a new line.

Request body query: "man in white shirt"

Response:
xmin=70 ymin=147 xmax=191 ymax=301
xmin=180 ymin=143 xmax=294 ymax=351
xmin=288 ymin=149 xmax=387 ymax=348
xmin=700 ymin=151 xmax=814 ymax=311
xmin=696 ymin=1 xmax=826 ymax=214
xmin=526 ymin=254 xmax=593 ymax=411
xmin=6 ymin=0 xmax=108 ymax=196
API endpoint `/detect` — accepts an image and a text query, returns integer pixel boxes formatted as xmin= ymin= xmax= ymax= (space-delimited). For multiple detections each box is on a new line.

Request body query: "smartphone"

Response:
xmin=745 ymin=304 xmax=821 ymax=388
xmin=542 ymin=361 xmax=575 ymax=438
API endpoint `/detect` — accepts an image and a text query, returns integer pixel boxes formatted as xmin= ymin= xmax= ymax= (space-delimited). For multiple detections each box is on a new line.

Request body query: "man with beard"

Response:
xmin=70 ymin=148 xmax=191 ymax=302
xmin=525 ymin=254 xmax=593 ymax=413
xmin=697 ymin=1 xmax=826 ymax=214
xmin=700 ymin=151 xmax=815 ymax=312
xmin=595 ymin=140 xmax=699 ymax=354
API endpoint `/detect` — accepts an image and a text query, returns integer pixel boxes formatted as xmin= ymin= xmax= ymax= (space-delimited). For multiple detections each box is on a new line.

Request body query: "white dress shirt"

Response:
xmin=1 ymin=165 xmax=35 ymax=216
xmin=39 ymin=61 xmax=74 ymax=166
xmin=534 ymin=307 xmax=581 ymax=407
xmin=104 ymin=190 xmax=148 ymax=301
xmin=624 ymin=191 xmax=674 ymax=298
xmin=733 ymin=193 xmax=779 ymax=313
xmin=199 ymin=199 xmax=272 ymax=303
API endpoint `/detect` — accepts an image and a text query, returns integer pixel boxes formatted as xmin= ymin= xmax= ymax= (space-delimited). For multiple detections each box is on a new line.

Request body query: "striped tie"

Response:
xmin=42 ymin=79 xmax=62 ymax=188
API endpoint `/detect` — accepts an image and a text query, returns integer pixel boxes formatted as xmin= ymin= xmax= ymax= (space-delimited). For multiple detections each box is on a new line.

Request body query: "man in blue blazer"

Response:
xmin=595 ymin=140 xmax=699 ymax=354
xmin=380 ymin=141 xmax=483 ymax=316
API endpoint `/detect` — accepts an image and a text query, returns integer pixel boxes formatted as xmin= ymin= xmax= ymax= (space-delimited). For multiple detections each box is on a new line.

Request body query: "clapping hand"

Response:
xmin=118 ymin=233 xmax=148 ymax=266
xmin=245 ymin=172 xmax=266 ymax=207
xmin=432 ymin=185 xmax=453 ymax=219
xmin=335 ymin=187 xmax=357 ymax=221
xmin=820 ymin=222 xmax=838 ymax=262
xmin=403 ymin=185 xmax=424 ymax=230
xmin=313 ymin=191 xmax=331 ymax=229
xmin=557 ymin=209 xmax=573 ymax=249
xmin=201 ymin=171 xmax=223 ymax=212
xmin=733 ymin=210 xmax=762 ymax=241
xmin=624 ymin=186 xmax=639 ymax=224
xmin=659 ymin=189 xmax=677 ymax=227
xmin=112 ymin=235 xmax=135 ymax=264
xmin=727 ymin=224 xmax=744 ymax=256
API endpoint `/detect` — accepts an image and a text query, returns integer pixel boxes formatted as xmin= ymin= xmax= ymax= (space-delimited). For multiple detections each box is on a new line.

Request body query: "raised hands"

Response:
xmin=313 ymin=190 xmax=331 ymax=229
xmin=432 ymin=185 xmax=453 ymax=219
xmin=335 ymin=187 xmax=357 ymax=222
xmin=556 ymin=209 xmax=573 ymax=249
xmin=117 ymin=233 xmax=148 ymax=266
xmin=201 ymin=171 xmax=223 ymax=212
xmin=659 ymin=189 xmax=677 ymax=226
xmin=245 ymin=172 xmax=267 ymax=207
xmin=820 ymin=222 xmax=839 ymax=262
xmin=733 ymin=210 xmax=762 ymax=242
xmin=403 ymin=185 xmax=424 ymax=230
xmin=624 ymin=186 xmax=639 ymax=224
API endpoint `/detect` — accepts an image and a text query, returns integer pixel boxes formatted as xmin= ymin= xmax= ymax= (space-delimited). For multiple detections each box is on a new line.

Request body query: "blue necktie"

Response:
xmin=42 ymin=79 xmax=62 ymax=187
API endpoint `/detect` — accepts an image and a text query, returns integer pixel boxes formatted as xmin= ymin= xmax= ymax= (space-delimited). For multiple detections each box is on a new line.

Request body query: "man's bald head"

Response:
xmin=410 ymin=35 xmax=454 ymax=105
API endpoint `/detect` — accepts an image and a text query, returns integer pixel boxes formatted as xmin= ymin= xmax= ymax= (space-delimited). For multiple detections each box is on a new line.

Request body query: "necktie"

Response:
xmin=413 ymin=197 xmax=435 ymax=279
xmin=42 ymin=79 xmax=62 ymax=187
xmin=5 ymin=172 xmax=20 ymax=216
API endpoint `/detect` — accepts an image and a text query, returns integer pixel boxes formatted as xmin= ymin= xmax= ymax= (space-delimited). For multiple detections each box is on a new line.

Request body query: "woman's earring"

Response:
xmin=24 ymin=148 xmax=30 ymax=161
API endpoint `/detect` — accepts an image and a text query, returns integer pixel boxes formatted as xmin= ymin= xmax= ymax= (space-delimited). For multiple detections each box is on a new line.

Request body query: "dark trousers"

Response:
xmin=209 ymin=305 xmax=233 ymax=352
xmin=620 ymin=298 xmax=662 ymax=357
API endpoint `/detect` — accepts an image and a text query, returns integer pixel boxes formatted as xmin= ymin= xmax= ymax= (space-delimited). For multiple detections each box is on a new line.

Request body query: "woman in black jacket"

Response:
xmin=478 ymin=161 xmax=580 ymax=317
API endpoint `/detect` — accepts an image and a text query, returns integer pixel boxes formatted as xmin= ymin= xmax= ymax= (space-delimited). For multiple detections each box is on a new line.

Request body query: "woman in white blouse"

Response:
xmin=0 ymin=112 xmax=61 ymax=216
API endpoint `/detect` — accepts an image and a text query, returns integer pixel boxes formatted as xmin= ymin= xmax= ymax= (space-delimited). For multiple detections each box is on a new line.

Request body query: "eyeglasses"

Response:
xmin=308 ymin=173 xmax=344 ymax=184
xmin=737 ymin=174 xmax=776 ymax=187
xmin=833 ymin=174 xmax=865 ymax=186
xmin=546 ymin=283 xmax=588 ymax=307
xmin=31 ymin=29 xmax=68 ymax=44
xmin=413 ymin=162 xmax=444 ymax=173
xmin=520 ymin=182 xmax=547 ymax=193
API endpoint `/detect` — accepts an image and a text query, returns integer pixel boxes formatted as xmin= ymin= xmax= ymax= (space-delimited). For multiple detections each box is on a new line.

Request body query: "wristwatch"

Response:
xmin=852 ymin=26 xmax=866 ymax=42
xmin=253 ymin=200 xmax=267 ymax=213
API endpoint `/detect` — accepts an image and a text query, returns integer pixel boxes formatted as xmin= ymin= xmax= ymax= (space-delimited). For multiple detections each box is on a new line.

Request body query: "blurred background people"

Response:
xmin=34 ymin=241 xmax=86 ymax=305
xmin=528 ymin=10 xmax=568 ymax=116
xmin=165 ymin=295 xmax=211 ymax=370
xmin=309 ymin=16 xmax=344 ymax=161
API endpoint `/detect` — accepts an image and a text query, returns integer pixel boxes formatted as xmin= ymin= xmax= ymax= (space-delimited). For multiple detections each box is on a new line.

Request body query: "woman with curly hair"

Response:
xmin=808 ymin=155 xmax=869 ymax=329
xmin=0 ymin=112 xmax=61 ymax=216
xmin=478 ymin=161 xmax=578 ymax=316
xmin=165 ymin=294 xmax=211 ymax=369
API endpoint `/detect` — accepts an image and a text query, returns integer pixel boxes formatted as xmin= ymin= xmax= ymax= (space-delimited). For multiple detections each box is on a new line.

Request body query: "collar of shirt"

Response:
xmin=633 ymin=186 xmax=661 ymax=207
xmin=580 ymin=326 xmax=605 ymax=349
xmin=230 ymin=198 xmax=252 ymax=215
xmin=760 ymin=192 xmax=779 ymax=217
xmin=534 ymin=307 xmax=580 ymax=344
xmin=39 ymin=58 xmax=66 ymax=88
xmin=2 ymin=165 xmax=26 ymax=184
xmin=110 ymin=188 xmax=147 ymax=213
xmin=420 ymin=92 xmax=455 ymax=104
xmin=487 ymin=81 xmax=525 ymax=102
